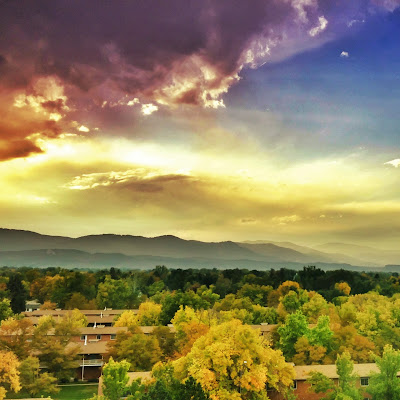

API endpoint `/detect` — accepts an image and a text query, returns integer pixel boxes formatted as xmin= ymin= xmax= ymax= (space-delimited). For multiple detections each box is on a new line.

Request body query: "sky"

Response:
xmin=1 ymin=0 xmax=400 ymax=248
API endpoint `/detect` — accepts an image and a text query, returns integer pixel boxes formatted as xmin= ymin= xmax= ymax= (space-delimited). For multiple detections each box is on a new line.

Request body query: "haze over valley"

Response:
xmin=1 ymin=228 xmax=398 ymax=270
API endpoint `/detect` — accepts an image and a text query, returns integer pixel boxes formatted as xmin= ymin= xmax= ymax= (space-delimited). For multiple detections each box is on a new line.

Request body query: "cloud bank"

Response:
xmin=1 ymin=0 xmax=398 ymax=161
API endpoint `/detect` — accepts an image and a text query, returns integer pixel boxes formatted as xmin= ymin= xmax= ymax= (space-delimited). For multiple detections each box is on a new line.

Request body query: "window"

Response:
xmin=110 ymin=334 xmax=116 ymax=340
xmin=80 ymin=335 xmax=86 ymax=341
xmin=292 ymin=380 xmax=297 ymax=390
xmin=360 ymin=377 xmax=369 ymax=386
xmin=96 ymin=335 xmax=102 ymax=340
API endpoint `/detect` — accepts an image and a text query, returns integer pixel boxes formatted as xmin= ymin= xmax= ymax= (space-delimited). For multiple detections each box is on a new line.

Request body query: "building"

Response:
xmin=24 ymin=308 xmax=136 ymax=327
xmin=73 ymin=326 xmax=129 ymax=380
xmin=269 ymin=363 xmax=381 ymax=400
xmin=25 ymin=299 xmax=41 ymax=312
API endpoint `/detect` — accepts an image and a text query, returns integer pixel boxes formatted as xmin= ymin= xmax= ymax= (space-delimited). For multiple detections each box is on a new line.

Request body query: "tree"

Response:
xmin=278 ymin=310 xmax=309 ymax=360
xmin=107 ymin=329 xmax=162 ymax=371
xmin=307 ymin=352 xmax=362 ymax=400
xmin=7 ymin=273 xmax=27 ymax=314
xmin=30 ymin=275 xmax=64 ymax=304
xmin=0 ymin=299 xmax=12 ymax=323
xmin=97 ymin=276 xmax=132 ymax=309
xmin=102 ymin=357 xmax=130 ymax=400
xmin=143 ymin=363 xmax=209 ymax=400
xmin=137 ymin=301 xmax=162 ymax=326
xmin=65 ymin=292 xmax=97 ymax=309
xmin=301 ymin=292 xmax=330 ymax=323
xmin=153 ymin=326 xmax=177 ymax=361
xmin=40 ymin=301 xmax=57 ymax=310
xmin=32 ymin=312 xmax=83 ymax=381
xmin=333 ymin=325 xmax=375 ymax=363
xmin=159 ymin=288 xmax=220 ymax=325
xmin=236 ymin=284 xmax=273 ymax=305
xmin=292 ymin=337 xmax=329 ymax=365
xmin=0 ymin=317 xmax=34 ymax=359
xmin=115 ymin=310 xmax=139 ymax=329
xmin=174 ymin=319 xmax=294 ymax=400
xmin=368 ymin=345 xmax=400 ymax=400
xmin=175 ymin=321 xmax=209 ymax=358
xmin=335 ymin=282 xmax=351 ymax=296
xmin=19 ymin=356 xmax=59 ymax=397
xmin=0 ymin=350 xmax=20 ymax=400
xmin=307 ymin=315 xmax=333 ymax=352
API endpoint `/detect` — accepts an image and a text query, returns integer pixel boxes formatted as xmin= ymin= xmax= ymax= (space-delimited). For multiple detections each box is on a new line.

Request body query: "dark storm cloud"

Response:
xmin=0 ymin=0 xmax=398 ymax=161
xmin=0 ymin=139 xmax=43 ymax=161
xmin=0 ymin=1 xmax=290 ymax=97
xmin=41 ymin=99 xmax=66 ymax=113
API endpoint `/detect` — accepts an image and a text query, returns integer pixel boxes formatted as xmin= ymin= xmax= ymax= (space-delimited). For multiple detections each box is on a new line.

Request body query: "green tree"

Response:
xmin=102 ymin=357 xmax=130 ymax=400
xmin=308 ymin=352 xmax=362 ymax=400
xmin=153 ymin=326 xmax=177 ymax=361
xmin=7 ymin=274 xmax=27 ymax=314
xmin=278 ymin=310 xmax=309 ymax=360
xmin=97 ymin=276 xmax=131 ymax=309
xmin=143 ymin=363 xmax=209 ymax=400
xmin=236 ymin=284 xmax=273 ymax=305
xmin=19 ymin=356 xmax=59 ymax=397
xmin=307 ymin=315 xmax=333 ymax=352
xmin=368 ymin=345 xmax=400 ymax=400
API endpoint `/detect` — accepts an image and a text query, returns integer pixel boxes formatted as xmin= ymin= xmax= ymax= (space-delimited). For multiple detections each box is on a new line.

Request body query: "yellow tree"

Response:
xmin=174 ymin=319 xmax=294 ymax=400
xmin=335 ymin=282 xmax=351 ymax=296
xmin=0 ymin=351 xmax=20 ymax=400
xmin=137 ymin=301 xmax=162 ymax=326
xmin=114 ymin=310 xmax=138 ymax=329
xmin=32 ymin=311 xmax=84 ymax=381
xmin=0 ymin=317 xmax=34 ymax=359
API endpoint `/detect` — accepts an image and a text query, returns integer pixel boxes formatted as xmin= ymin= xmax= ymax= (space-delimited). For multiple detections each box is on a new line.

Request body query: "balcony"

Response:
xmin=80 ymin=359 xmax=104 ymax=367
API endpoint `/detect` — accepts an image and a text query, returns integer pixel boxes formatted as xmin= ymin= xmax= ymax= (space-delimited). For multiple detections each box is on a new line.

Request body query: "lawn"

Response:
xmin=55 ymin=384 xmax=98 ymax=400
xmin=6 ymin=384 xmax=98 ymax=400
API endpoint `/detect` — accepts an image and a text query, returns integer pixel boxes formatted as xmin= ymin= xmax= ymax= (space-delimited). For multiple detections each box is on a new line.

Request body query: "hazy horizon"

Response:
xmin=1 ymin=2 xmax=400 ymax=249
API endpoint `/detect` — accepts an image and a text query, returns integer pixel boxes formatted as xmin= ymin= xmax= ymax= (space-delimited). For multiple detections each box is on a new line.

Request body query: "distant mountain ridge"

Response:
xmin=0 ymin=228 xmax=397 ymax=270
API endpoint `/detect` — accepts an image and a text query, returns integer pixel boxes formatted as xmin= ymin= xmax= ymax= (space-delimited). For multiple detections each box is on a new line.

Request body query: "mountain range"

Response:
xmin=0 ymin=228 xmax=398 ymax=271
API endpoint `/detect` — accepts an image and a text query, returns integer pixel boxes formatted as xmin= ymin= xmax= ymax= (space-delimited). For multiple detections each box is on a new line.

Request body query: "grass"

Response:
xmin=6 ymin=384 xmax=98 ymax=400
xmin=55 ymin=384 xmax=98 ymax=400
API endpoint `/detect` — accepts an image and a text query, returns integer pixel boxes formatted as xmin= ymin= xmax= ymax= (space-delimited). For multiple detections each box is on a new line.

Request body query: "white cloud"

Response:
xmin=290 ymin=0 xmax=318 ymax=23
xmin=64 ymin=168 xmax=189 ymax=190
xmin=127 ymin=98 xmax=139 ymax=106
xmin=308 ymin=16 xmax=328 ymax=37
xmin=65 ymin=169 xmax=146 ymax=190
xmin=347 ymin=19 xmax=365 ymax=27
xmin=384 ymin=159 xmax=400 ymax=168
xmin=272 ymin=214 xmax=302 ymax=225
xmin=372 ymin=0 xmax=400 ymax=12
xmin=13 ymin=76 xmax=68 ymax=121
xmin=78 ymin=125 xmax=90 ymax=132
xmin=340 ymin=51 xmax=349 ymax=58
xmin=141 ymin=103 xmax=158 ymax=115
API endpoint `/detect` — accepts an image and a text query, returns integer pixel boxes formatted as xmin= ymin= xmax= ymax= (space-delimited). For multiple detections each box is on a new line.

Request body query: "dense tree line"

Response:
xmin=1 ymin=265 xmax=400 ymax=313
xmin=2 ymin=265 xmax=400 ymax=398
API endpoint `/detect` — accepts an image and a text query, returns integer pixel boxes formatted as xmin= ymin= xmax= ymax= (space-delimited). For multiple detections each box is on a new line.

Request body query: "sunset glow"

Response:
xmin=1 ymin=1 xmax=400 ymax=248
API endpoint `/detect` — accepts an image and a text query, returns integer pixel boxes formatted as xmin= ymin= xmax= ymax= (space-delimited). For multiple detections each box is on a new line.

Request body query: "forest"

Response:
xmin=2 ymin=265 xmax=400 ymax=399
